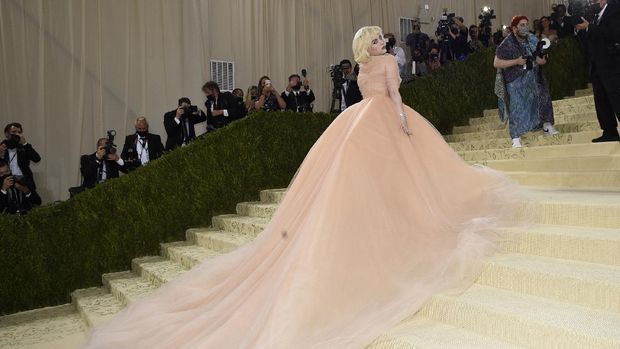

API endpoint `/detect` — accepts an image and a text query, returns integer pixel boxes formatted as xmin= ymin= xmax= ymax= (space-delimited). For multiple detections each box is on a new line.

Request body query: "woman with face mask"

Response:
xmin=494 ymin=16 xmax=558 ymax=148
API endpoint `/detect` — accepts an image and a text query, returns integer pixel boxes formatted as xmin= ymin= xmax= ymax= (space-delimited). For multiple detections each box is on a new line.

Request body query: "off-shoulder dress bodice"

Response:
xmin=357 ymin=54 xmax=402 ymax=99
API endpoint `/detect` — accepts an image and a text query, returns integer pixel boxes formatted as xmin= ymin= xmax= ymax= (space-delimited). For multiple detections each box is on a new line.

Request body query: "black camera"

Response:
xmin=2 ymin=134 xmax=21 ymax=149
xmin=386 ymin=37 xmax=397 ymax=52
xmin=105 ymin=130 xmax=117 ymax=156
xmin=479 ymin=7 xmax=496 ymax=29
xmin=181 ymin=105 xmax=199 ymax=117
xmin=436 ymin=10 xmax=456 ymax=41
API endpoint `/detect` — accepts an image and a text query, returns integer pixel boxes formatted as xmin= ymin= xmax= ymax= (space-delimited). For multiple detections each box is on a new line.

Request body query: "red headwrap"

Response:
xmin=511 ymin=15 xmax=529 ymax=28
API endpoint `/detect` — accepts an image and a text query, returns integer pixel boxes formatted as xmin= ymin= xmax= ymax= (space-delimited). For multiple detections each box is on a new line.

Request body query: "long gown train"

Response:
xmin=81 ymin=55 xmax=521 ymax=348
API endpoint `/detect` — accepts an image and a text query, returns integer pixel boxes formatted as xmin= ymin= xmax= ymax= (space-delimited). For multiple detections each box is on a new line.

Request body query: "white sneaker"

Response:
xmin=543 ymin=122 xmax=559 ymax=136
xmin=512 ymin=138 xmax=522 ymax=148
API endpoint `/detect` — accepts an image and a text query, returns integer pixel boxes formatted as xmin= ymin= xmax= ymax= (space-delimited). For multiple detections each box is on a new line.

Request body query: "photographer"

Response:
xmin=339 ymin=60 xmax=363 ymax=111
xmin=447 ymin=17 xmax=470 ymax=61
xmin=121 ymin=117 xmax=164 ymax=171
xmin=576 ymin=0 xmax=620 ymax=142
xmin=255 ymin=76 xmax=287 ymax=112
xmin=0 ymin=123 xmax=41 ymax=190
xmin=0 ymin=160 xmax=41 ymax=215
xmin=282 ymin=74 xmax=315 ymax=113
xmin=163 ymin=97 xmax=207 ymax=150
xmin=551 ymin=4 xmax=576 ymax=38
xmin=80 ymin=137 xmax=126 ymax=189
xmin=406 ymin=23 xmax=430 ymax=59
xmin=468 ymin=25 xmax=485 ymax=52
xmin=203 ymin=81 xmax=247 ymax=130
xmin=494 ymin=16 xmax=558 ymax=148
xmin=384 ymin=33 xmax=407 ymax=74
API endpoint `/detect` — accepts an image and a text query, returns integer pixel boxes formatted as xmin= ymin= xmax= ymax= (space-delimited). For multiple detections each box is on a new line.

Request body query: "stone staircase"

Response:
xmin=2 ymin=87 xmax=620 ymax=349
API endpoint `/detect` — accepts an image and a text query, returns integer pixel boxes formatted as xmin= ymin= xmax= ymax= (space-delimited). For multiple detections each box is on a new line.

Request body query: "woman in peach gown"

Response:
xmin=81 ymin=26 xmax=518 ymax=348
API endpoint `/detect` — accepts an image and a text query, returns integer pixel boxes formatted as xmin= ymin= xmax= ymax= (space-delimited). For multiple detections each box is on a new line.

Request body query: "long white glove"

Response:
xmin=399 ymin=112 xmax=412 ymax=136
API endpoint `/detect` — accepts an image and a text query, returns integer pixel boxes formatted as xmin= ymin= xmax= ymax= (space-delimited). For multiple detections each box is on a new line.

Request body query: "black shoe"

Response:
xmin=592 ymin=134 xmax=620 ymax=143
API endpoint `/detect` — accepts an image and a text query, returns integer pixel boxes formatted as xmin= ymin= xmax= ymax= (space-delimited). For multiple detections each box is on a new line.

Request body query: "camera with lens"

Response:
xmin=2 ymin=134 xmax=21 ymax=149
xmin=105 ymin=130 xmax=117 ymax=156
xmin=523 ymin=38 xmax=552 ymax=71
xmin=329 ymin=64 xmax=344 ymax=86
xmin=181 ymin=105 xmax=199 ymax=118
xmin=385 ymin=37 xmax=397 ymax=52
xmin=479 ymin=7 xmax=496 ymax=29
xmin=436 ymin=10 xmax=456 ymax=41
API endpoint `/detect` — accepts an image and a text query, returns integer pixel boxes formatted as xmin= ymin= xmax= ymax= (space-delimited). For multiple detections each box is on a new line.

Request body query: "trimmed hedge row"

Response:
xmin=0 ymin=38 xmax=588 ymax=315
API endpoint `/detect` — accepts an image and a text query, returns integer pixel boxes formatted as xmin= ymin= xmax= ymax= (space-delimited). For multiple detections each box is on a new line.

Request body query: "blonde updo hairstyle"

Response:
xmin=352 ymin=26 xmax=383 ymax=64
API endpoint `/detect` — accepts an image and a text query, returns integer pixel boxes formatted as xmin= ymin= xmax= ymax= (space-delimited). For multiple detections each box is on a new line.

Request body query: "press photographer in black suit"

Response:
xmin=164 ymin=97 xmax=207 ymax=150
xmin=202 ymin=81 xmax=247 ymax=131
xmin=0 ymin=123 xmax=41 ymax=190
xmin=576 ymin=0 xmax=620 ymax=142
xmin=340 ymin=60 xmax=363 ymax=111
xmin=282 ymin=74 xmax=315 ymax=112
xmin=0 ymin=160 xmax=41 ymax=215
xmin=121 ymin=117 xmax=164 ymax=171
xmin=80 ymin=138 xmax=126 ymax=189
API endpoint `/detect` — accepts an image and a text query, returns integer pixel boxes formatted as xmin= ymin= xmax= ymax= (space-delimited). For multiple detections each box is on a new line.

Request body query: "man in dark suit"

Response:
xmin=202 ymin=81 xmax=247 ymax=131
xmin=0 ymin=160 xmax=41 ymax=214
xmin=551 ymin=4 xmax=576 ymax=38
xmin=121 ymin=117 xmax=164 ymax=171
xmin=576 ymin=0 xmax=620 ymax=142
xmin=80 ymin=138 xmax=126 ymax=189
xmin=0 ymin=123 xmax=41 ymax=190
xmin=282 ymin=74 xmax=315 ymax=112
xmin=339 ymin=60 xmax=363 ymax=112
xmin=163 ymin=97 xmax=207 ymax=150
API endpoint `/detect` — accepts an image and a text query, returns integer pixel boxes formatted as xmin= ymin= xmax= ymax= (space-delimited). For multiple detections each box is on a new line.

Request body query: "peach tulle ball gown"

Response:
xmin=81 ymin=54 xmax=518 ymax=348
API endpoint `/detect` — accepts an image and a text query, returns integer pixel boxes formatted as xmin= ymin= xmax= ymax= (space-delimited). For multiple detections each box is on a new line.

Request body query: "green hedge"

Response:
xmin=0 ymin=38 xmax=587 ymax=315
xmin=401 ymin=38 xmax=588 ymax=133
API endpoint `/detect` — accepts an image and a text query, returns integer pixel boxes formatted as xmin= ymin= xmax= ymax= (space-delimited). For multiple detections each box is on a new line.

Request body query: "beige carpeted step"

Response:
xmin=517 ymin=189 xmax=620 ymax=229
xmin=445 ymin=121 xmax=601 ymax=142
xmin=236 ymin=201 xmax=278 ymax=218
xmin=456 ymin=111 xmax=597 ymax=134
xmin=418 ymin=284 xmax=620 ymax=349
xmin=368 ymin=317 xmax=526 ymax=349
xmin=469 ymin=110 xmax=596 ymax=127
xmin=0 ymin=305 xmax=86 ymax=349
xmin=102 ymin=271 xmax=158 ymax=306
xmin=71 ymin=288 xmax=123 ymax=328
xmin=475 ymin=155 xmax=620 ymax=172
xmin=498 ymin=225 xmax=620 ymax=266
xmin=479 ymin=253 xmax=620 ymax=312
xmin=458 ymin=142 xmax=620 ymax=162
xmin=187 ymin=228 xmax=254 ymax=253
xmin=482 ymin=95 xmax=594 ymax=118
xmin=450 ymin=130 xmax=606 ymax=152
xmin=575 ymin=88 xmax=594 ymax=97
xmin=506 ymin=170 xmax=620 ymax=189
xmin=161 ymin=241 xmax=220 ymax=269
xmin=132 ymin=256 xmax=187 ymax=286
xmin=212 ymin=214 xmax=268 ymax=236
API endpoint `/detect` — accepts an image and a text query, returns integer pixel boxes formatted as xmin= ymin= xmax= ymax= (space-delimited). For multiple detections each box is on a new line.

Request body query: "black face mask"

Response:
xmin=137 ymin=131 xmax=148 ymax=138
xmin=292 ymin=81 xmax=302 ymax=91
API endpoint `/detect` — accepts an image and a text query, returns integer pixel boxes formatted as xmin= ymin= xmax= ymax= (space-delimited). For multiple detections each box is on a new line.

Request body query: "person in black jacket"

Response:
xmin=339 ymin=60 xmax=363 ymax=111
xmin=551 ymin=4 xmax=576 ymax=38
xmin=121 ymin=117 xmax=165 ymax=171
xmin=0 ymin=123 xmax=41 ymax=190
xmin=0 ymin=160 xmax=41 ymax=214
xmin=163 ymin=97 xmax=207 ymax=150
xmin=282 ymin=74 xmax=315 ymax=112
xmin=80 ymin=138 xmax=126 ymax=189
xmin=202 ymin=81 xmax=247 ymax=131
xmin=576 ymin=0 xmax=620 ymax=142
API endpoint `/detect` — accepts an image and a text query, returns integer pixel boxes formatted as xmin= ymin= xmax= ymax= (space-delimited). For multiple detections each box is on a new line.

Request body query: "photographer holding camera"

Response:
xmin=0 ymin=160 xmax=41 ymax=215
xmin=255 ymin=76 xmax=287 ymax=112
xmin=551 ymin=4 xmax=576 ymax=39
xmin=384 ymin=33 xmax=407 ymax=74
xmin=494 ymin=15 xmax=558 ymax=148
xmin=203 ymin=81 xmax=247 ymax=130
xmin=79 ymin=136 xmax=126 ymax=189
xmin=338 ymin=60 xmax=363 ymax=112
xmin=282 ymin=73 xmax=315 ymax=113
xmin=576 ymin=0 xmax=620 ymax=143
xmin=121 ymin=117 xmax=164 ymax=171
xmin=164 ymin=97 xmax=207 ymax=150
xmin=0 ymin=123 xmax=41 ymax=191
